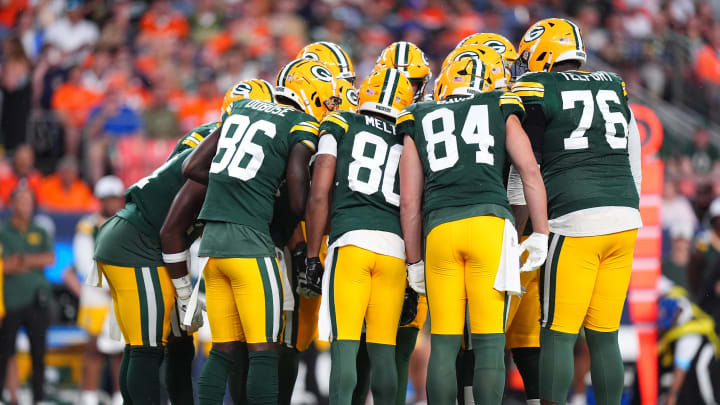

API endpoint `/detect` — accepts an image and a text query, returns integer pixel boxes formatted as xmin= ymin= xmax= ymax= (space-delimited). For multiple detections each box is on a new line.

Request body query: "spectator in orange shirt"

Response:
xmin=51 ymin=65 xmax=102 ymax=156
xmin=178 ymin=69 xmax=222 ymax=132
xmin=695 ymin=24 xmax=720 ymax=85
xmin=37 ymin=156 xmax=97 ymax=212
xmin=139 ymin=0 xmax=189 ymax=41
xmin=0 ymin=145 xmax=43 ymax=206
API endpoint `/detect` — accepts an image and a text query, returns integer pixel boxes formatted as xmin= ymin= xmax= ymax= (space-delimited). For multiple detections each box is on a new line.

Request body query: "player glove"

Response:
xmin=293 ymin=242 xmax=315 ymax=298
xmin=406 ymin=260 xmax=426 ymax=295
xmin=300 ymin=257 xmax=323 ymax=298
xmin=519 ymin=232 xmax=549 ymax=272
xmin=172 ymin=274 xmax=203 ymax=333
xmin=399 ymin=287 xmax=419 ymax=326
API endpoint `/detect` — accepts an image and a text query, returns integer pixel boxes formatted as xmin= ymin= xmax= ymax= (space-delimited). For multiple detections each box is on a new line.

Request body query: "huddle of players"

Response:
xmin=91 ymin=17 xmax=642 ymax=405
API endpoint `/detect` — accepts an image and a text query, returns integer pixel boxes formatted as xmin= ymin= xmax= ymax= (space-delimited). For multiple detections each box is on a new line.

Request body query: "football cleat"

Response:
xmin=374 ymin=41 xmax=431 ymax=102
xmin=358 ymin=68 xmax=414 ymax=119
xmin=441 ymin=44 xmax=509 ymax=90
xmin=221 ymin=79 xmax=275 ymax=112
xmin=275 ymin=59 xmax=341 ymax=121
xmin=516 ymin=18 xmax=586 ymax=75
xmin=297 ymin=41 xmax=355 ymax=84
xmin=433 ymin=58 xmax=496 ymax=100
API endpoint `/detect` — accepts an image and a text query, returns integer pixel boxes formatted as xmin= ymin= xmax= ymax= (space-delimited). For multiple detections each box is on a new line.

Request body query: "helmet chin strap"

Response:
xmin=299 ymin=88 xmax=313 ymax=115
xmin=543 ymin=51 xmax=554 ymax=72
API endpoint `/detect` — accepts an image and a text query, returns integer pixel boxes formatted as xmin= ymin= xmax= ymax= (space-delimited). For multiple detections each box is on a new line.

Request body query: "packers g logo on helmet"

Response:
xmin=221 ymin=79 xmax=275 ymax=112
xmin=297 ymin=41 xmax=355 ymax=84
xmin=441 ymin=45 xmax=509 ymax=90
xmin=516 ymin=18 xmax=586 ymax=75
xmin=455 ymin=33 xmax=518 ymax=65
xmin=375 ymin=41 xmax=431 ymax=102
xmin=434 ymin=58 xmax=495 ymax=100
xmin=523 ymin=26 xmax=546 ymax=42
xmin=310 ymin=65 xmax=334 ymax=82
xmin=337 ymin=78 xmax=358 ymax=112
xmin=358 ymin=68 xmax=413 ymax=119
xmin=275 ymin=59 xmax=340 ymax=121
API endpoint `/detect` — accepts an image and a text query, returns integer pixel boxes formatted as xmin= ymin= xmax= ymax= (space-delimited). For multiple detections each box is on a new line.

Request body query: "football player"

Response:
xmin=397 ymin=58 xmax=549 ymax=404
xmin=511 ymin=19 xmax=642 ymax=405
xmin=157 ymin=80 xmax=276 ymax=404
xmin=303 ymin=68 xmax=414 ymax=404
xmin=181 ymin=59 xmax=339 ymax=404
xmin=278 ymin=42 xmax=357 ymax=404
xmin=93 ymin=138 xmax=210 ymax=404
xmin=74 ymin=176 xmax=125 ymax=405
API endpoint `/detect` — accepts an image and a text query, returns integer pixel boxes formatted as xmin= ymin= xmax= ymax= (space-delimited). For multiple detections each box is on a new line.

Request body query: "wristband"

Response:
xmin=162 ymin=250 xmax=188 ymax=263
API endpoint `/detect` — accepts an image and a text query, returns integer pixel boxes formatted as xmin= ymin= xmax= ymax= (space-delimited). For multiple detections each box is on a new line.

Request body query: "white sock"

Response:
xmin=527 ymin=399 xmax=541 ymax=405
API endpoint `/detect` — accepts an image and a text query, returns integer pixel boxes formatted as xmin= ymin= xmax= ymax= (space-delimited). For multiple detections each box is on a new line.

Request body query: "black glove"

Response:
xmin=302 ymin=256 xmax=324 ymax=298
xmin=399 ymin=287 xmax=419 ymax=326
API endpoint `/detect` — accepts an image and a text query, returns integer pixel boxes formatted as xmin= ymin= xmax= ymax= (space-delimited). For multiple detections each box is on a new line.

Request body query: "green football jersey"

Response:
xmin=169 ymin=121 xmax=219 ymax=159
xmin=396 ymin=91 xmax=525 ymax=233
xmin=319 ymin=111 xmax=403 ymax=245
xmin=117 ymin=148 xmax=193 ymax=238
xmin=512 ymin=70 xmax=639 ymax=219
xmin=198 ymin=98 xmax=319 ymax=239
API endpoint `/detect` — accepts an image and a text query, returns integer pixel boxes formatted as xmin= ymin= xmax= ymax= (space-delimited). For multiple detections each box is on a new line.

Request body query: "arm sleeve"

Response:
xmin=73 ymin=225 xmax=96 ymax=282
xmin=627 ymin=110 xmax=642 ymax=196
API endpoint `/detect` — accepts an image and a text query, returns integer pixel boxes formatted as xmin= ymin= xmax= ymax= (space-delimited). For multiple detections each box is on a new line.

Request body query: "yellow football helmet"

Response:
xmin=441 ymin=44 xmax=509 ymax=90
xmin=275 ymin=59 xmax=340 ymax=121
xmin=221 ymin=79 xmax=275 ymax=112
xmin=456 ymin=33 xmax=518 ymax=69
xmin=296 ymin=42 xmax=355 ymax=84
xmin=433 ymin=58 xmax=495 ymax=100
xmin=358 ymin=68 xmax=413 ymax=119
xmin=516 ymin=18 xmax=586 ymax=74
xmin=374 ymin=41 xmax=431 ymax=102
xmin=337 ymin=78 xmax=358 ymax=112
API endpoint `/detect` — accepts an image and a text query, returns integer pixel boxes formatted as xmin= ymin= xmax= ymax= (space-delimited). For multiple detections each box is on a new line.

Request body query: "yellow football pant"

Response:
xmin=98 ymin=262 xmax=175 ymax=346
xmin=204 ymin=256 xmax=284 ymax=344
xmin=328 ymin=245 xmax=406 ymax=345
xmin=505 ymin=270 xmax=540 ymax=348
xmin=540 ymin=229 xmax=638 ymax=334
xmin=426 ymin=216 xmax=507 ymax=335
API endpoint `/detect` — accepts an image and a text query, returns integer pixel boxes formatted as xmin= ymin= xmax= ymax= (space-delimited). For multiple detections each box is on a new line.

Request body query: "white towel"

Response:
xmin=86 ymin=260 xmax=102 ymax=287
xmin=317 ymin=242 xmax=338 ymax=342
xmin=493 ymin=218 xmax=522 ymax=297
xmin=183 ymin=256 xmax=209 ymax=327
xmin=105 ymin=301 xmax=123 ymax=342
xmin=276 ymin=247 xmax=296 ymax=311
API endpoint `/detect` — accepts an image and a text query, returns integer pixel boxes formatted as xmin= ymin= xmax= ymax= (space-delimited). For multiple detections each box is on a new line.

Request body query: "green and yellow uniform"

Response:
xmin=94 ymin=147 xmax=193 ymax=347
xmin=513 ymin=70 xmax=641 ymax=335
xmin=396 ymin=91 xmax=525 ymax=336
xmin=198 ymin=98 xmax=318 ymax=345
xmin=316 ymin=111 xmax=406 ymax=346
